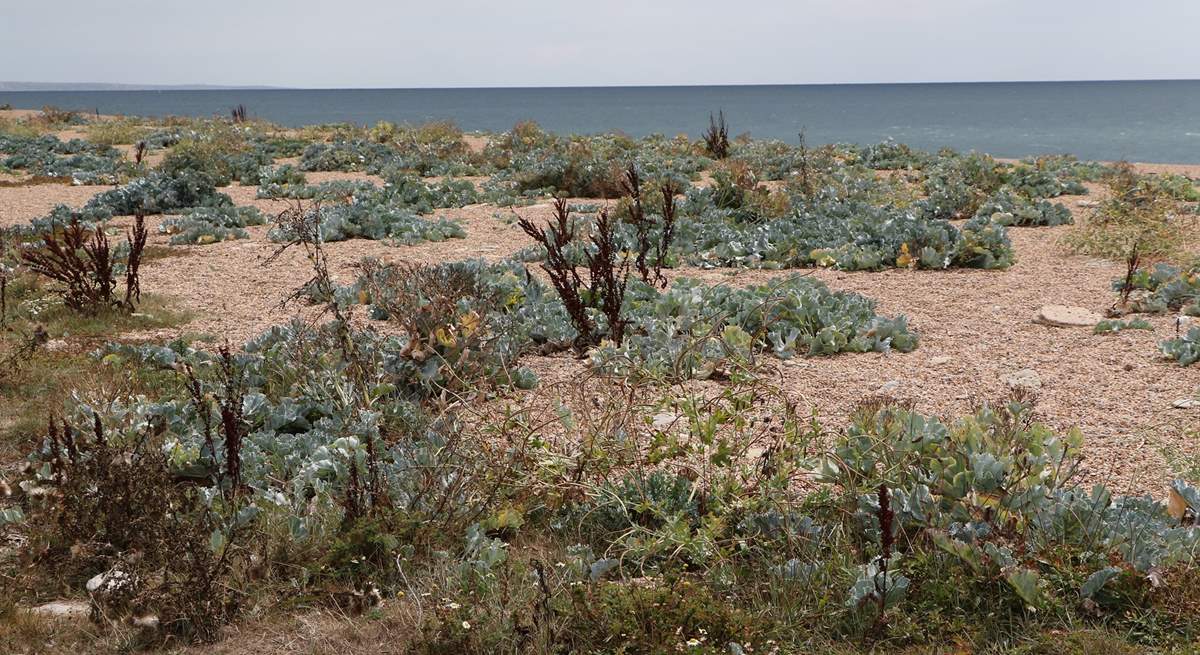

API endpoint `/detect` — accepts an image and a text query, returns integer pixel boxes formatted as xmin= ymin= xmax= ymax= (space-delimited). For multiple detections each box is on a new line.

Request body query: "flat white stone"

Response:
xmin=1005 ymin=369 xmax=1042 ymax=392
xmin=1035 ymin=305 xmax=1103 ymax=328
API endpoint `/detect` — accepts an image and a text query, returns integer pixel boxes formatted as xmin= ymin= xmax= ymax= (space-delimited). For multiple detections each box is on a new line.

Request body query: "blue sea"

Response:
xmin=3 ymin=81 xmax=1199 ymax=163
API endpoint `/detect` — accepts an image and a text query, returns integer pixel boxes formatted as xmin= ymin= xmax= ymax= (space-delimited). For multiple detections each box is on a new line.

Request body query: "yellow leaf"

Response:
xmin=458 ymin=310 xmax=481 ymax=338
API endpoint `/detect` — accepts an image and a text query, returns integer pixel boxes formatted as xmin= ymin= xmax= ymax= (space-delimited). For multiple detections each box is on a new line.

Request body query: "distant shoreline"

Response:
xmin=0 ymin=82 xmax=280 ymax=92
xmin=4 ymin=81 xmax=1200 ymax=164
xmin=3 ymin=78 xmax=1199 ymax=92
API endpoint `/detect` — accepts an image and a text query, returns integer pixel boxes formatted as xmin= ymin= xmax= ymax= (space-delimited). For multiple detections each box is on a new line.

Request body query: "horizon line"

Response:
xmin=2 ymin=77 xmax=1199 ymax=92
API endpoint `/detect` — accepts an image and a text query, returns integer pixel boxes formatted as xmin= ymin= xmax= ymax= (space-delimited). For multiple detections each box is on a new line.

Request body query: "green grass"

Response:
xmin=0 ymin=276 xmax=192 ymax=462
xmin=84 ymin=118 xmax=153 ymax=146
xmin=0 ymin=117 xmax=45 ymax=138
xmin=4 ymin=279 xmax=189 ymax=339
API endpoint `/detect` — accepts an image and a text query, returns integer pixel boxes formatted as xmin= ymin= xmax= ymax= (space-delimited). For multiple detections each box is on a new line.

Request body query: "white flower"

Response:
xmin=461 ymin=620 xmax=471 ymax=630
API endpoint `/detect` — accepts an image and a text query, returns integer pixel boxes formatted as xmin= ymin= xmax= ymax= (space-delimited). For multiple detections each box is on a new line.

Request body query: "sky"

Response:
xmin=2 ymin=0 xmax=1199 ymax=88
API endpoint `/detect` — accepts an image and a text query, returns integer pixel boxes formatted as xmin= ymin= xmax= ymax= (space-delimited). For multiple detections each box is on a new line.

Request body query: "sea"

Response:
xmin=3 ymin=80 xmax=1199 ymax=163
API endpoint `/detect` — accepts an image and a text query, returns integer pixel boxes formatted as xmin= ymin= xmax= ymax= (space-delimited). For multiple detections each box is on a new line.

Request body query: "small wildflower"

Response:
xmin=461 ymin=620 xmax=471 ymax=630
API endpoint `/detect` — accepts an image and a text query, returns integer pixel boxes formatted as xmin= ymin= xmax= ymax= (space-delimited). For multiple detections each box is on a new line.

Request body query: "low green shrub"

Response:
xmin=0 ymin=133 xmax=130 ymax=184
xmin=300 ymin=139 xmax=394 ymax=172
xmin=257 ymin=178 xmax=374 ymax=201
xmin=262 ymin=175 xmax=472 ymax=245
xmin=1004 ymin=163 xmax=1087 ymax=198
xmin=259 ymin=163 xmax=306 ymax=187
xmin=1148 ymin=173 xmax=1200 ymax=202
xmin=1161 ymin=327 xmax=1200 ymax=366
xmin=85 ymin=118 xmax=152 ymax=146
xmin=975 ymin=189 xmax=1073 ymax=227
xmin=917 ymin=152 xmax=1004 ymax=220
xmin=377 ymin=170 xmax=479 ymax=212
xmin=1018 ymin=154 xmax=1110 ymax=183
xmin=1115 ymin=262 xmax=1200 ymax=315
xmin=20 ymin=204 xmax=114 ymax=236
xmin=557 ymin=580 xmax=753 ymax=654
xmin=1065 ymin=162 xmax=1183 ymax=263
xmin=482 ymin=128 xmax=702 ymax=199
xmin=85 ymin=170 xmax=232 ymax=215
xmin=301 ymin=135 xmax=479 ymax=177
xmin=808 ymin=399 xmax=1200 ymax=637
xmin=730 ymin=137 xmax=833 ymax=181
xmin=675 ymin=194 xmax=1013 ymax=271
xmin=857 ymin=138 xmax=930 ymax=170
xmin=267 ymin=201 xmax=464 ymax=245
xmin=594 ymin=275 xmax=917 ymax=380
xmin=159 ymin=206 xmax=266 ymax=245
xmin=158 ymin=137 xmax=273 ymax=186
xmin=1093 ymin=318 xmax=1153 ymax=334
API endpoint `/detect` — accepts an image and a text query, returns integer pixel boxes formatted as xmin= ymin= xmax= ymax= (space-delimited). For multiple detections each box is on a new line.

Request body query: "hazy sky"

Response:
xmin=3 ymin=0 xmax=1199 ymax=87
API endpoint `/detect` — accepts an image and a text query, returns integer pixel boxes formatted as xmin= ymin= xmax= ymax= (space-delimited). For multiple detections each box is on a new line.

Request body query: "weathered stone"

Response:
xmin=43 ymin=339 xmax=69 ymax=352
xmin=651 ymin=413 xmax=679 ymax=429
xmin=878 ymin=380 xmax=901 ymax=394
xmin=30 ymin=600 xmax=90 ymax=620
xmin=1172 ymin=397 xmax=1199 ymax=409
xmin=85 ymin=572 xmax=105 ymax=592
xmin=1004 ymin=369 xmax=1042 ymax=392
xmin=87 ymin=568 xmax=134 ymax=597
xmin=1035 ymin=305 xmax=1103 ymax=328
xmin=929 ymin=356 xmax=952 ymax=366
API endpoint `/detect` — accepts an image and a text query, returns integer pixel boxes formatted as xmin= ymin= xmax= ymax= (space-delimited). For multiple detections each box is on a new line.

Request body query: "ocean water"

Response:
xmin=3 ymin=80 xmax=1199 ymax=163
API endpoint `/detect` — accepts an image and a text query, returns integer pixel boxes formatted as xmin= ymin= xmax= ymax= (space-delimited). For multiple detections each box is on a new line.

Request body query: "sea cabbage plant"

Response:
xmin=159 ymin=206 xmax=267 ymax=245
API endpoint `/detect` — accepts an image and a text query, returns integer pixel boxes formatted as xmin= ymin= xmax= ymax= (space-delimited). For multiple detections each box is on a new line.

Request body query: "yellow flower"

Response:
xmin=810 ymin=249 xmax=835 ymax=267
xmin=458 ymin=310 xmax=481 ymax=338
xmin=435 ymin=327 xmax=456 ymax=347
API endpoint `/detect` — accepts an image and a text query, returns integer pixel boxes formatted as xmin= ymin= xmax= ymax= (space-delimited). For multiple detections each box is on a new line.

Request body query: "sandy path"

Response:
xmin=0 ymin=184 xmax=117 ymax=226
